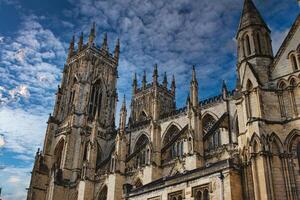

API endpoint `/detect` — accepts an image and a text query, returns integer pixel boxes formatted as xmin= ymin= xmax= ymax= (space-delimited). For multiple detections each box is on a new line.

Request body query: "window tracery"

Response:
xmin=88 ymin=81 xmax=102 ymax=119
xmin=203 ymin=114 xmax=221 ymax=150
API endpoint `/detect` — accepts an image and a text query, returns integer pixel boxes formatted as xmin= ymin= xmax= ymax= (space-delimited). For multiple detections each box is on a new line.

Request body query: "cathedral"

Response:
xmin=26 ymin=0 xmax=300 ymax=199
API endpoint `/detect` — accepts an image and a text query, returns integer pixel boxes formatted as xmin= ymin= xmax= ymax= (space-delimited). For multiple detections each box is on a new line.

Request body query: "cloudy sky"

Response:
xmin=0 ymin=0 xmax=299 ymax=199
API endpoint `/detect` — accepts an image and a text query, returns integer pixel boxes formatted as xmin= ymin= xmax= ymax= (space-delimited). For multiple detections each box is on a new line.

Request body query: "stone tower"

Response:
xmin=26 ymin=23 xmax=120 ymax=200
xmin=129 ymin=65 xmax=176 ymax=124
xmin=236 ymin=0 xmax=273 ymax=84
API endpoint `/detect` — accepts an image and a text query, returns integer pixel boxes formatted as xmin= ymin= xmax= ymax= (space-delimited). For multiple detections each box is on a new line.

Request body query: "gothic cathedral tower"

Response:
xmin=26 ymin=23 xmax=120 ymax=200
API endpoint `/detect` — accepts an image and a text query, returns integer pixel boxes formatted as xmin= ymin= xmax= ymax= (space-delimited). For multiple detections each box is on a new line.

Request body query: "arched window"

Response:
xmin=291 ymin=54 xmax=299 ymax=71
xmin=245 ymin=35 xmax=252 ymax=56
xmin=178 ymin=196 xmax=182 ymax=200
xmin=98 ymin=185 xmax=107 ymax=200
xmin=163 ymin=125 xmax=181 ymax=160
xmin=54 ymin=139 xmax=65 ymax=169
xmin=202 ymin=114 xmax=220 ymax=149
xmin=256 ymin=33 xmax=262 ymax=54
xmin=195 ymin=191 xmax=202 ymax=200
xmin=139 ymin=111 xmax=147 ymax=121
xmin=203 ymin=189 xmax=209 ymax=200
xmin=134 ymin=134 xmax=149 ymax=168
xmin=88 ymin=81 xmax=102 ymax=119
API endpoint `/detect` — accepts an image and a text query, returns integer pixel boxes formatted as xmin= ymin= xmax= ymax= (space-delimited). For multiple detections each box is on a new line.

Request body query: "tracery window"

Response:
xmin=98 ymin=185 xmax=107 ymax=200
xmin=54 ymin=139 xmax=65 ymax=169
xmin=192 ymin=185 xmax=210 ymax=200
xmin=168 ymin=190 xmax=184 ymax=200
xmin=88 ymin=81 xmax=102 ymax=119
xmin=162 ymin=125 xmax=182 ymax=161
xmin=134 ymin=134 xmax=150 ymax=168
xmin=203 ymin=114 xmax=220 ymax=149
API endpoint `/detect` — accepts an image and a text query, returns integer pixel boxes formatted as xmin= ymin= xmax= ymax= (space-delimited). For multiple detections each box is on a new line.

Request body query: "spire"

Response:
xmin=191 ymin=65 xmax=197 ymax=84
xmin=222 ymin=80 xmax=228 ymax=99
xmin=238 ymin=0 xmax=270 ymax=34
xmin=102 ymin=33 xmax=108 ymax=50
xmin=114 ymin=38 xmax=120 ymax=61
xmin=119 ymin=95 xmax=127 ymax=132
xmin=68 ymin=34 xmax=75 ymax=59
xmin=132 ymin=73 xmax=137 ymax=94
xmin=163 ymin=72 xmax=168 ymax=87
xmin=153 ymin=64 xmax=158 ymax=85
xmin=142 ymin=70 xmax=147 ymax=89
xmin=88 ymin=22 xmax=96 ymax=46
xmin=190 ymin=66 xmax=199 ymax=108
xmin=78 ymin=32 xmax=83 ymax=51
xmin=171 ymin=75 xmax=176 ymax=95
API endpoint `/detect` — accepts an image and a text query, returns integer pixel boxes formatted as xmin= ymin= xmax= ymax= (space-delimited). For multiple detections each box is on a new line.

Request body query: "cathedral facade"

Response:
xmin=27 ymin=0 xmax=300 ymax=199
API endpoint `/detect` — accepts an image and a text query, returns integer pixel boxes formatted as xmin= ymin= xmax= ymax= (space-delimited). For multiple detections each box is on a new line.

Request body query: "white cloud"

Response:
xmin=0 ymin=36 xmax=4 ymax=43
xmin=0 ymin=107 xmax=47 ymax=154
xmin=0 ymin=165 xmax=32 ymax=200
xmin=8 ymin=176 xmax=21 ymax=184
xmin=0 ymin=134 xmax=4 ymax=147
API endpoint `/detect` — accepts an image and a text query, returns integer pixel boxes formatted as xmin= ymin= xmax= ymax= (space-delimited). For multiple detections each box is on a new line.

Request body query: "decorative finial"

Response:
xmin=102 ymin=32 xmax=108 ymax=50
xmin=163 ymin=72 xmax=168 ymax=87
xmin=88 ymin=22 xmax=96 ymax=46
xmin=78 ymin=32 xmax=83 ymax=51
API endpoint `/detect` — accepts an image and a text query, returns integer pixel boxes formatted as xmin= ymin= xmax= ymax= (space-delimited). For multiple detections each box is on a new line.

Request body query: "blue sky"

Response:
xmin=0 ymin=0 xmax=299 ymax=199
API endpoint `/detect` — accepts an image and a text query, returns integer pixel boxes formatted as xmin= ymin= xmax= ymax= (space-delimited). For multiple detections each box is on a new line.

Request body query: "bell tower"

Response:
xmin=27 ymin=23 xmax=120 ymax=200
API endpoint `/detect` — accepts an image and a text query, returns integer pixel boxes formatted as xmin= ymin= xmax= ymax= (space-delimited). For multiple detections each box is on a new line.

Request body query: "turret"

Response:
xmin=171 ymin=75 xmax=176 ymax=95
xmin=142 ymin=70 xmax=147 ymax=89
xmin=132 ymin=73 xmax=137 ymax=94
xmin=236 ymin=0 xmax=273 ymax=64
xmin=152 ymin=64 xmax=158 ymax=87
xmin=88 ymin=22 xmax=96 ymax=46
xmin=163 ymin=72 xmax=168 ymax=88
xmin=190 ymin=66 xmax=199 ymax=108
xmin=78 ymin=32 xmax=83 ymax=51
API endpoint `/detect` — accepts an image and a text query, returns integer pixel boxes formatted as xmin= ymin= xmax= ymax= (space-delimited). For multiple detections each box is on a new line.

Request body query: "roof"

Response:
xmin=237 ymin=0 xmax=270 ymax=35
xmin=272 ymin=14 xmax=300 ymax=70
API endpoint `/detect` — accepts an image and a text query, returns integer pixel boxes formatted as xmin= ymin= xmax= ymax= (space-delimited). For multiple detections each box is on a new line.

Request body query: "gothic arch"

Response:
xmin=133 ymin=133 xmax=150 ymax=152
xmin=250 ymin=133 xmax=261 ymax=153
xmin=269 ymin=132 xmax=283 ymax=154
xmin=162 ymin=122 xmax=182 ymax=143
xmin=284 ymin=129 xmax=300 ymax=151
xmin=246 ymin=79 xmax=253 ymax=91
xmin=202 ymin=111 xmax=219 ymax=120
xmin=97 ymin=185 xmax=108 ymax=200
xmin=268 ymin=132 xmax=287 ymax=199
xmin=162 ymin=124 xmax=181 ymax=145
xmin=54 ymin=138 xmax=65 ymax=169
